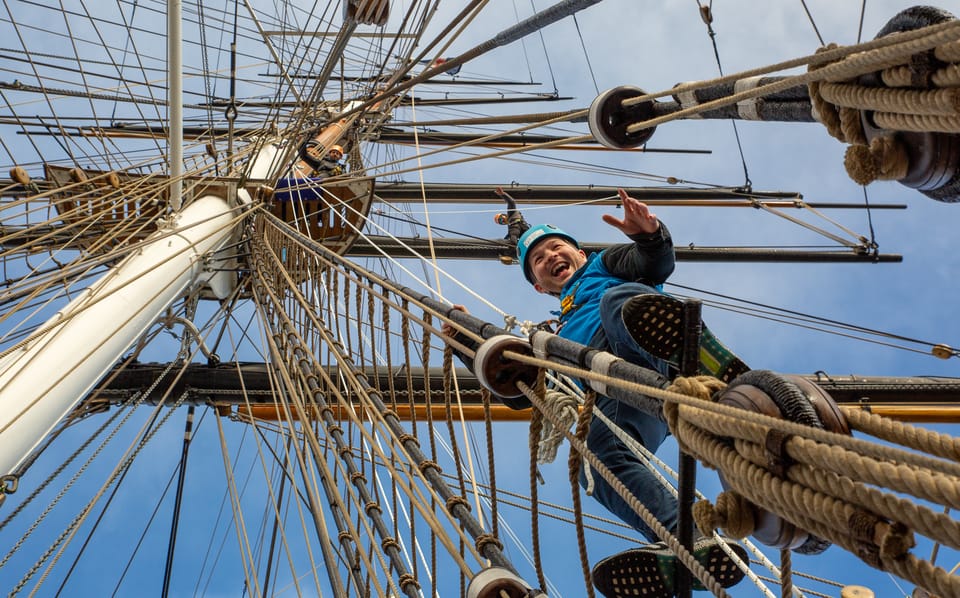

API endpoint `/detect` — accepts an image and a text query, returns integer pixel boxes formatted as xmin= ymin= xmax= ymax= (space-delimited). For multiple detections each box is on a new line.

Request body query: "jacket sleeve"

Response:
xmin=601 ymin=221 xmax=675 ymax=285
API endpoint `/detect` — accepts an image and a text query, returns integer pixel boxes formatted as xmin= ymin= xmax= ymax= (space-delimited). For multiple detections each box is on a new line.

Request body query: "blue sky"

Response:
xmin=0 ymin=1 xmax=958 ymax=596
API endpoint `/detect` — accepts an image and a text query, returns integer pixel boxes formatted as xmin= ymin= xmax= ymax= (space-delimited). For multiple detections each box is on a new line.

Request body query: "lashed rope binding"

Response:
xmin=671 ymin=369 xmax=960 ymax=597
xmin=807 ymin=6 xmax=960 ymax=199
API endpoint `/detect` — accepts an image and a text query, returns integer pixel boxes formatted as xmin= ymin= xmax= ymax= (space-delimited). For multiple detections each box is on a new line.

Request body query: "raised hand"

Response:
xmin=601 ymin=188 xmax=660 ymax=235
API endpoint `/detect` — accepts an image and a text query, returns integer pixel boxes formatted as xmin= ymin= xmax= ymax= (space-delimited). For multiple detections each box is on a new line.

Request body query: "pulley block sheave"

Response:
xmin=714 ymin=371 xmax=849 ymax=554
xmin=859 ymin=6 xmax=960 ymax=202
xmin=473 ymin=335 xmax=539 ymax=399
xmin=588 ymin=85 xmax=658 ymax=149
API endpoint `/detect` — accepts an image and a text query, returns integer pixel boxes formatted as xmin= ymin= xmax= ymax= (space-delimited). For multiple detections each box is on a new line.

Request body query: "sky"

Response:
xmin=0 ymin=0 xmax=958 ymax=596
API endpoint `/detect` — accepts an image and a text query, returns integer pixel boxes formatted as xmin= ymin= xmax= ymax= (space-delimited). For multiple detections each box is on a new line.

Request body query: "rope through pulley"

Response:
xmin=586 ymin=5 xmax=960 ymax=202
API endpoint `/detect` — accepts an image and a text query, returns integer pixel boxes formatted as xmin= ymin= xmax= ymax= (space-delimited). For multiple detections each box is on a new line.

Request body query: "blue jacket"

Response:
xmin=448 ymin=224 xmax=674 ymax=409
xmin=557 ymin=224 xmax=675 ymax=347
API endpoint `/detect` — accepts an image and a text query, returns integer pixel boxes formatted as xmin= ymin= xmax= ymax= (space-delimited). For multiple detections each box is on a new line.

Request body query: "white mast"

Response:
xmin=0 ymin=190 xmax=249 ymax=477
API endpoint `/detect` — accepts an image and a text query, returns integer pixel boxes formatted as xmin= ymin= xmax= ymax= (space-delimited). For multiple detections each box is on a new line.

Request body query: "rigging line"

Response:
xmin=271 ymin=193 xmax=508 ymax=316
xmin=228 ymin=397 xmax=319 ymax=595
xmin=250 ymin=245 xmax=494 ymax=574
xmin=372 ymin=208 xmax=514 ymax=245
xmin=513 ymin=0 xmax=537 ymax=83
xmin=0 ymin=0 xmax=79 ymax=164
xmin=161 ymin=405 xmax=195 ymax=598
xmin=219 ymin=347 xmax=316 ymax=592
xmin=241 ymin=364 xmax=331 ymax=598
xmin=247 ymin=425 xmax=310 ymax=597
xmin=197 ymin=1 xmax=218 ymax=169
xmin=212 ymin=413 xmax=265 ymax=598
xmin=364 ymin=0 xmax=432 ymax=97
xmin=694 ymin=0 xmax=753 ymax=189
xmin=252 ymin=290 xmax=420 ymax=597
xmin=667 ymin=281 xmax=953 ymax=352
xmin=109 ymin=413 xmax=204 ymax=597
xmin=110 ymin=0 xmax=139 ymax=124
xmin=369 ymin=434 xmax=437 ymax=591
xmin=64 ymin=0 xmax=124 ymax=171
xmin=571 ymin=14 xmax=599 ymax=95
xmin=191 ymin=419 xmax=248 ymax=597
xmin=409 ymin=95 xmax=444 ymax=294
xmin=860 ymin=177 xmax=878 ymax=253
xmin=240 ymin=0 xmax=303 ymax=105
xmin=700 ymin=300 xmax=940 ymax=358
xmin=22 ymin=386 xmax=193 ymax=596
xmin=857 ymin=0 xmax=867 ymax=44
xmin=529 ymin=0 xmax=560 ymax=94
xmin=799 ymin=0 xmax=826 ymax=46
xmin=753 ymin=200 xmax=865 ymax=248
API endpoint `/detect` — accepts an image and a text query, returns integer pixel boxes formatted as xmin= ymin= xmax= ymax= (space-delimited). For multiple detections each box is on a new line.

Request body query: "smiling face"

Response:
xmin=526 ymin=237 xmax=587 ymax=295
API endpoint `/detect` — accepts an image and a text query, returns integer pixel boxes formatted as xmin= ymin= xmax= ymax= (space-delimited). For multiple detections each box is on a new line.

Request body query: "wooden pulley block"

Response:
xmin=256 ymin=185 xmax=275 ymax=201
xmin=68 ymin=167 xmax=88 ymax=184
xmin=9 ymin=166 xmax=29 ymax=185
xmin=473 ymin=335 xmax=539 ymax=400
xmin=588 ymin=85 xmax=657 ymax=149
xmin=714 ymin=370 xmax=850 ymax=554
xmin=841 ymin=586 xmax=875 ymax=598
xmin=467 ymin=567 xmax=545 ymax=598
xmin=94 ymin=172 xmax=121 ymax=189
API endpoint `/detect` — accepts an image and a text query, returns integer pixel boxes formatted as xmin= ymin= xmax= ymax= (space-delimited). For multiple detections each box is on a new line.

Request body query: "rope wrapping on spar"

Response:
xmin=806 ymin=6 xmax=960 ymax=201
xmin=671 ymin=371 xmax=960 ymax=598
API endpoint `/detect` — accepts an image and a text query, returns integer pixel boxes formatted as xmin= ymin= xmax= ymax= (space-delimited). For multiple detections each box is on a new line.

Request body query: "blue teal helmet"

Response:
xmin=517 ymin=224 xmax=579 ymax=284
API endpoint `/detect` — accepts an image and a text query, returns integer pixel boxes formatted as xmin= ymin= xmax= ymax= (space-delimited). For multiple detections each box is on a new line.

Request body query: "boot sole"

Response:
xmin=592 ymin=539 xmax=749 ymax=597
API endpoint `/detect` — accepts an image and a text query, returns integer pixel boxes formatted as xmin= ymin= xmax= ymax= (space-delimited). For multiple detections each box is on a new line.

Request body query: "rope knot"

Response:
xmin=808 ymin=43 xmax=846 ymax=142
xmin=667 ymin=374 xmax=727 ymax=401
xmin=475 ymin=533 xmax=504 ymax=553
xmin=693 ymin=492 xmax=756 ymax=539
xmin=446 ymin=495 xmax=470 ymax=512
xmin=397 ymin=573 xmax=421 ymax=591
xmin=664 ymin=375 xmax=727 ymax=433
xmin=879 ymin=521 xmax=915 ymax=559
xmin=844 ymin=135 xmax=910 ymax=184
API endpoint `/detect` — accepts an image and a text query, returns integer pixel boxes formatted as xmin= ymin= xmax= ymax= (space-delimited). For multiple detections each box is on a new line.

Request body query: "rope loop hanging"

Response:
xmin=805 ymin=6 xmax=960 ymax=201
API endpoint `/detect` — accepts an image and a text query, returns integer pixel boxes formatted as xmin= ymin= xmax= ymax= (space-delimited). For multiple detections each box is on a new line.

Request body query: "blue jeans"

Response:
xmin=578 ymin=283 xmax=677 ymax=543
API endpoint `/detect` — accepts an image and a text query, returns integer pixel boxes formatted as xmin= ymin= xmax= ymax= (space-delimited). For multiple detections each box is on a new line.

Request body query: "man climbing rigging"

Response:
xmin=445 ymin=188 xmax=750 ymax=597
xmin=297 ymin=141 xmax=346 ymax=179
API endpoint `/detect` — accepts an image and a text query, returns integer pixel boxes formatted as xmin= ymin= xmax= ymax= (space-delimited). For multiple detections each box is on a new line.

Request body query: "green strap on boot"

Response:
xmin=621 ymin=293 xmax=750 ymax=383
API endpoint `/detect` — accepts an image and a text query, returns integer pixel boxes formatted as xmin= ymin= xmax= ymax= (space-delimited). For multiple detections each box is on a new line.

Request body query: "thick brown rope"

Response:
xmin=529 ymin=369 xmax=548 ymax=594
xmin=673 ymin=391 xmax=960 ymax=598
xmin=779 ymin=548 xmax=792 ymax=598
xmin=569 ymin=389 xmax=597 ymax=598
xmin=805 ymin=29 xmax=960 ymax=188
xmin=515 ymin=377 xmax=735 ymax=597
